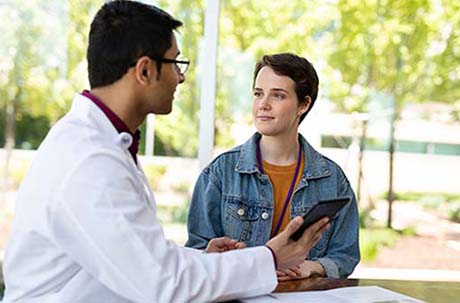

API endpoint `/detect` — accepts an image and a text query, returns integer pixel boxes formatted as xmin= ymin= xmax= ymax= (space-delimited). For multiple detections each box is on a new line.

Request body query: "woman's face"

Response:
xmin=252 ymin=66 xmax=308 ymax=138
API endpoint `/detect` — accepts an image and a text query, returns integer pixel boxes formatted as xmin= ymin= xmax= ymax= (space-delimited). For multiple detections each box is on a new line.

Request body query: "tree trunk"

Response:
xmin=357 ymin=118 xmax=368 ymax=205
xmin=387 ymin=106 xmax=396 ymax=228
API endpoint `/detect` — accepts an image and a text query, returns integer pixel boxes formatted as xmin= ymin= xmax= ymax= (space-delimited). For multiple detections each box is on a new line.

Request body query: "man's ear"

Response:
xmin=133 ymin=56 xmax=156 ymax=85
xmin=298 ymin=96 xmax=312 ymax=116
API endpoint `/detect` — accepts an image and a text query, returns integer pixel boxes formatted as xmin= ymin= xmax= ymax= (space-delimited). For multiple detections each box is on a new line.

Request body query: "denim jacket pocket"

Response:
xmin=223 ymin=195 xmax=269 ymax=243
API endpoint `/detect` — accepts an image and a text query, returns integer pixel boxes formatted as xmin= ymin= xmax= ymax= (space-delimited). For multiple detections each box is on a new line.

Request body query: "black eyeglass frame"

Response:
xmin=129 ymin=56 xmax=190 ymax=75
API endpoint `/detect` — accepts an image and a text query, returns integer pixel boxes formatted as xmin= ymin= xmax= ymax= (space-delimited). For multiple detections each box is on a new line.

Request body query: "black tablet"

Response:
xmin=290 ymin=197 xmax=350 ymax=241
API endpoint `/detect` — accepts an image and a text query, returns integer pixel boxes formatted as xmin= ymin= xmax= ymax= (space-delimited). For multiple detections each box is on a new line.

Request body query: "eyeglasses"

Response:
xmin=158 ymin=57 xmax=190 ymax=75
xmin=130 ymin=56 xmax=190 ymax=75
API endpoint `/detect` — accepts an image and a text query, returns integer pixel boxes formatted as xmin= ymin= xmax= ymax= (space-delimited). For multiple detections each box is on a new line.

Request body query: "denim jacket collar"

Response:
xmin=235 ymin=132 xmax=331 ymax=180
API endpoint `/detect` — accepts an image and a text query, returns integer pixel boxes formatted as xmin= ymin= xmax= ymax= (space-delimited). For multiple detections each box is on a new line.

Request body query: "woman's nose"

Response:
xmin=258 ymin=96 xmax=270 ymax=110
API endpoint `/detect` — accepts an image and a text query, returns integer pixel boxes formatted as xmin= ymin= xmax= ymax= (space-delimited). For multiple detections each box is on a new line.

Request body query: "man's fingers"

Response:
xmin=206 ymin=237 xmax=241 ymax=253
xmin=283 ymin=216 xmax=304 ymax=237
xmin=277 ymin=268 xmax=300 ymax=277
xmin=215 ymin=237 xmax=237 ymax=248
xmin=222 ymin=237 xmax=237 ymax=246
xmin=310 ymin=223 xmax=329 ymax=245
xmin=298 ymin=217 xmax=329 ymax=245
xmin=291 ymin=266 xmax=302 ymax=276
xmin=278 ymin=275 xmax=292 ymax=282
xmin=310 ymin=223 xmax=329 ymax=246
xmin=284 ymin=269 xmax=299 ymax=277
xmin=234 ymin=242 xmax=246 ymax=249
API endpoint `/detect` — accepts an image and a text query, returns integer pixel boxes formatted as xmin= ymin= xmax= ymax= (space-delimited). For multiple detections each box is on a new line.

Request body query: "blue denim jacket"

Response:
xmin=186 ymin=133 xmax=360 ymax=278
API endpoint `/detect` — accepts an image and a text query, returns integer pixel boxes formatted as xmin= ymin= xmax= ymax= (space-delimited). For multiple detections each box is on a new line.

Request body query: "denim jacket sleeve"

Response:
xmin=312 ymin=172 xmax=361 ymax=278
xmin=185 ymin=166 xmax=224 ymax=249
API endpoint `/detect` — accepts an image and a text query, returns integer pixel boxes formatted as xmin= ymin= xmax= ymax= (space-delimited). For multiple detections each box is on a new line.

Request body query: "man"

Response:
xmin=2 ymin=1 xmax=329 ymax=302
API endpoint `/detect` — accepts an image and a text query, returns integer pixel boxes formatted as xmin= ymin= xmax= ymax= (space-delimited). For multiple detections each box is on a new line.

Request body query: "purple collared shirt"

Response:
xmin=81 ymin=90 xmax=141 ymax=163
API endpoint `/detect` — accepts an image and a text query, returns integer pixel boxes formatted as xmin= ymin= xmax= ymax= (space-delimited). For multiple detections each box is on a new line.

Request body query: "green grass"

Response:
xmin=447 ymin=201 xmax=460 ymax=222
xmin=360 ymin=227 xmax=399 ymax=262
xmin=389 ymin=191 xmax=460 ymax=203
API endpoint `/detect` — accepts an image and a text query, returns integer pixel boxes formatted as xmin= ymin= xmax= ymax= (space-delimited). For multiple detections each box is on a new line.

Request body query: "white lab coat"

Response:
xmin=2 ymin=94 xmax=277 ymax=303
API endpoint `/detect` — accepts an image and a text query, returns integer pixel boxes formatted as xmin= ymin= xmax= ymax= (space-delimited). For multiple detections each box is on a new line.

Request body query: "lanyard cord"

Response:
xmin=257 ymin=139 xmax=303 ymax=237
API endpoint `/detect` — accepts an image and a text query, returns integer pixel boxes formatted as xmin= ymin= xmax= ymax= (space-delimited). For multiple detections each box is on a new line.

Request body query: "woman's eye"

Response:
xmin=253 ymin=91 xmax=262 ymax=97
xmin=273 ymin=93 xmax=285 ymax=100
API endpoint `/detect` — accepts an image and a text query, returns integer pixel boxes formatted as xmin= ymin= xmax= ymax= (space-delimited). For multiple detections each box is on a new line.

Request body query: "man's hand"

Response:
xmin=277 ymin=260 xmax=326 ymax=281
xmin=205 ymin=237 xmax=246 ymax=253
xmin=266 ymin=216 xmax=329 ymax=271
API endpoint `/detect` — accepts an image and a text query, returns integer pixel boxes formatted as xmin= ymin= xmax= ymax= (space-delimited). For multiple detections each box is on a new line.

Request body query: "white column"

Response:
xmin=143 ymin=0 xmax=157 ymax=157
xmin=198 ymin=0 xmax=220 ymax=169
xmin=145 ymin=114 xmax=155 ymax=156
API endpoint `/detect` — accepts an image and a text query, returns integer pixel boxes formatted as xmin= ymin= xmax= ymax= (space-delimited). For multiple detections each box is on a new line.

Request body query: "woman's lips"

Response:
xmin=257 ymin=115 xmax=274 ymax=121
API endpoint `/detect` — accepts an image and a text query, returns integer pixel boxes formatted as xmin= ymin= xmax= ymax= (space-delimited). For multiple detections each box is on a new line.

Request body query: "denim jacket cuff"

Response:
xmin=315 ymin=257 xmax=339 ymax=278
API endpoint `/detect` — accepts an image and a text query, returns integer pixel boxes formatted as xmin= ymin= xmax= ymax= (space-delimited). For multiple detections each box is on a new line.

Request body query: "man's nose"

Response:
xmin=178 ymin=73 xmax=185 ymax=84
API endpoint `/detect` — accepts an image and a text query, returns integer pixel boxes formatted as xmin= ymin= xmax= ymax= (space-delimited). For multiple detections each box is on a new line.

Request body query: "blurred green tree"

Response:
xmin=328 ymin=0 xmax=460 ymax=226
xmin=2 ymin=0 xmax=458 ymax=163
xmin=0 ymin=0 xmax=102 ymax=187
xmin=139 ymin=0 xmax=205 ymax=157
xmin=1 ymin=1 xmax=56 ymax=186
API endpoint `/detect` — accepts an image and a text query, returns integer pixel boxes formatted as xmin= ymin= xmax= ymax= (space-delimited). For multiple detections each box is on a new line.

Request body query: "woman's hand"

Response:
xmin=276 ymin=260 xmax=325 ymax=281
xmin=205 ymin=237 xmax=246 ymax=253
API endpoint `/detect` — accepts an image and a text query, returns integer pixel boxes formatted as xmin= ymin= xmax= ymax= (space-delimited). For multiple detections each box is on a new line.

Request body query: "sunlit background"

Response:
xmin=1 ymin=0 xmax=459 ymax=293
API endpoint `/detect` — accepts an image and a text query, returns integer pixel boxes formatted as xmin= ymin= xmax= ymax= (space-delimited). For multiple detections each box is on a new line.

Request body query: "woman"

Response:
xmin=186 ymin=53 xmax=360 ymax=279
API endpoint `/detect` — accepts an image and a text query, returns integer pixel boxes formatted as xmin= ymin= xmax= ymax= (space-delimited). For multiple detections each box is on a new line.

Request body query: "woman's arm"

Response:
xmin=313 ymin=174 xmax=361 ymax=278
xmin=185 ymin=167 xmax=225 ymax=249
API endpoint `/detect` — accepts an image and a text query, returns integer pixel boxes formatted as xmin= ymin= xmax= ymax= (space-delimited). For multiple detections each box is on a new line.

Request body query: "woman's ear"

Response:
xmin=298 ymin=96 xmax=312 ymax=116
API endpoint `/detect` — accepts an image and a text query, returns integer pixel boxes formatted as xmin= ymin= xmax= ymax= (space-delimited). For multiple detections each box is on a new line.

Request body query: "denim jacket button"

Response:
xmin=237 ymin=208 xmax=245 ymax=216
xmin=261 ymin=212 xmax=269 ymax=220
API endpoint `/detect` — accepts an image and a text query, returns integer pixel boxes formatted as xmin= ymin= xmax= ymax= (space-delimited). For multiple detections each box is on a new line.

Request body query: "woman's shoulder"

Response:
xmin=204 ymin=133 xmax=259 ymax=171
xmin=299 ymin=135 xmax=347 ymax=177
xmin=205 ymin=144 xmax=244 ymax=170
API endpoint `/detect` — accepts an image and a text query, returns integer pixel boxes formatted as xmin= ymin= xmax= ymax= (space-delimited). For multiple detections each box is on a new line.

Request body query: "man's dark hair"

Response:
xmin=87 ymin=0 xmax=182 ymax=88
xmin=253 ymin=53 xmax=319 ymax=123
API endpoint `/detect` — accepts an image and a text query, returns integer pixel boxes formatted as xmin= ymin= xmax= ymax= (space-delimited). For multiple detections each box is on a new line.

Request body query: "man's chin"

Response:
xmin=154 ymin=107 xmax=173 ymax=115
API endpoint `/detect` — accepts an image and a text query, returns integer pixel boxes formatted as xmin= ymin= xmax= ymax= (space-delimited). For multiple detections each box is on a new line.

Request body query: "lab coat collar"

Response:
xmin=69 ymin=93 xmax=135 ymax=155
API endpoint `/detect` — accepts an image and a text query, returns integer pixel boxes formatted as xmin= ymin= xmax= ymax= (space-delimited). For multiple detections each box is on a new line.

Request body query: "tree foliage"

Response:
xmin=329 ymin=0 xmax=460 ymax=111
xmin=0 ymin=0 xmax=102 ymax=149
xmin=1 ymin=0 xmax=459 ymax=157
xmin=144 ymin=0 xmax=205 ymax=157
xmin=1 ymin=1 xmax=56 ymax=148
xmin=328 ymin=0 xmax=460 ymax=225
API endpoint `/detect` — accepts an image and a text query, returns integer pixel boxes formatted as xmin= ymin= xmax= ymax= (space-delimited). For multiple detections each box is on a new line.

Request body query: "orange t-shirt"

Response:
xmin=263 ymin=154 xmax=305 ymax=237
